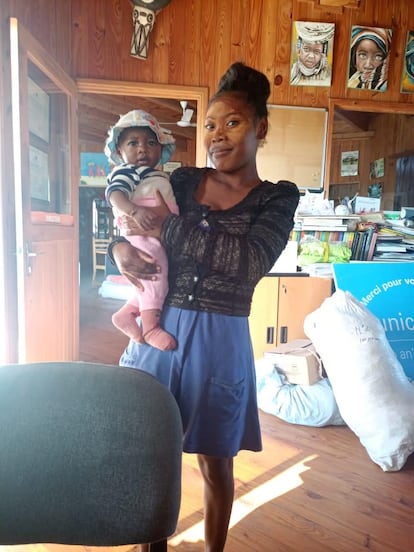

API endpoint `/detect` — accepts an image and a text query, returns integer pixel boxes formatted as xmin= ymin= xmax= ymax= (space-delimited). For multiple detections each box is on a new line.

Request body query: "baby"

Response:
xmin=104 ymin=109 xmax=178 ymax=351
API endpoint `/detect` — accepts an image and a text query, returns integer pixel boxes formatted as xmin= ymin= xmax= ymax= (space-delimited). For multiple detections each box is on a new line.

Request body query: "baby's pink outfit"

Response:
xmin=112 ymin=169 xmax=179 ymax=312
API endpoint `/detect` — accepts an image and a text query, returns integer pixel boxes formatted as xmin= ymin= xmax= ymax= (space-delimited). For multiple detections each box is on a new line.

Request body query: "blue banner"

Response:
xmin=332 ymin=262 xmax=414 ymax=380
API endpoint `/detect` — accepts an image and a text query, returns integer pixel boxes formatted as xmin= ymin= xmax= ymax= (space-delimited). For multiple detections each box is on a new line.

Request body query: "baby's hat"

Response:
xmin=104 ymin=109 xmax=176 ymax=165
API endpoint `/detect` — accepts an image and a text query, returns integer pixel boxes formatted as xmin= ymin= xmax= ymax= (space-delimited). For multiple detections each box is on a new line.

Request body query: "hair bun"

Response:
xmin=215 ymin=62 xmax=270 ymax=118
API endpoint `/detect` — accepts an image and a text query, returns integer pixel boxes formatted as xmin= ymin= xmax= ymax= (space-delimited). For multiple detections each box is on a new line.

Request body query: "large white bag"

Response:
xmin=304 ymin=289 xmax=414 ymax=471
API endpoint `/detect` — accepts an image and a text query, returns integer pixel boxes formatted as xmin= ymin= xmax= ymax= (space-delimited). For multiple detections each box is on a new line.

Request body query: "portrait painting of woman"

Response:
xmin=347 ymin=26 xmax=392 ymax=91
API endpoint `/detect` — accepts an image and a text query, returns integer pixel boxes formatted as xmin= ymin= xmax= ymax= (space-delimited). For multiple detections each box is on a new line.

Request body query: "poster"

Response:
xmin=341 ymin=150 xmax=359 ymax=176
xmin=332 ymin=262 xmax=414 ymax=379
xmin=369 ymin=157 xmax=384 ymax=178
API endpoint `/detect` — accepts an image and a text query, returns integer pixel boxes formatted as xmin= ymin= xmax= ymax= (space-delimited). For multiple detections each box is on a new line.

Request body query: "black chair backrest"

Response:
xmin=0 ymin=362 xmax=182 ymax=546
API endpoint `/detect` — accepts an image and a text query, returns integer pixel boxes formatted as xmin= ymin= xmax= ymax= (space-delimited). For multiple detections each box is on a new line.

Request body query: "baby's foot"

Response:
xmin=143 ymin=326 xmax=177 ymax=351
xmin=141 ymin=309 xmax=177 ymax=351
xmin=112 ymin=305 xmax=144 ymax=344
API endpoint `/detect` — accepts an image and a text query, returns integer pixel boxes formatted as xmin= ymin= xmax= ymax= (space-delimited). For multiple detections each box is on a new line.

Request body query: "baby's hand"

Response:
xmin=130 ymin=207 xmax=158 ymax=232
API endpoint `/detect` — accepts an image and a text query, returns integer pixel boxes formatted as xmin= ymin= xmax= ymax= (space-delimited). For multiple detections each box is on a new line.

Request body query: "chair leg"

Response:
xmin=149 ymin=539 xmax=167 ymax=552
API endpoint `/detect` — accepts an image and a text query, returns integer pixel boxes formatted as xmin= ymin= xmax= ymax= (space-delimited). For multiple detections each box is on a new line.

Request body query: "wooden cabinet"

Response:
xmin=248 ymin=275 xmax=332 ymax=359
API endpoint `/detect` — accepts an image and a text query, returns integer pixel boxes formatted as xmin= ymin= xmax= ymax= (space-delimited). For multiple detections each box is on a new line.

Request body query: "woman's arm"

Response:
xmin=162 ymin=181 xmax=300 ymax=283
xmin=108 ymin=239 xmax=160 ymax=291
xmin=108 ymin=192 xmax=174 ymax=289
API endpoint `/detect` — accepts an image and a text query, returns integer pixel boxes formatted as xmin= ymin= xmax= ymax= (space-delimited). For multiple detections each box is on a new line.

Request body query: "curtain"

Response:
xmin=394 ymin=156 xmax=414 ymax=210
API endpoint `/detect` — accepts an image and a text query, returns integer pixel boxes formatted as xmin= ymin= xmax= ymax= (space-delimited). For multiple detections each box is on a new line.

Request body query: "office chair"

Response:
xmin=0 ymin=362 xmax=183 ymax=551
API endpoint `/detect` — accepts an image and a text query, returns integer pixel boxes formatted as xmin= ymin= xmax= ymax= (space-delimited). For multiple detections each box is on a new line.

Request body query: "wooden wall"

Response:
xmin=329 ymin=111 xmax=414 ymax=209
xmin=5 ymin=0 xmax=414 ymax=110
xmin=3 ymin=0 xmax=414 ymax=207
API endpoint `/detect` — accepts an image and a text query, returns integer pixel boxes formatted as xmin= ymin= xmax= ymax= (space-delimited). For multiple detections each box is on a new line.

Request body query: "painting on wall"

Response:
xmin=341 ymin=150 xmax=359 ymax=177
xmin=368 ymin=183 xmax=383 ymax=199
xmin=290 ymin=21 xmax=335 ymax=87
xmin=80 ymin=152 xmax=111 ymax=186
xmin=369 ymin=157 xmax=385 ymax=179
xmin=347 ymin=26 xmax=393 ymax=91
xmin=401 ymin=31 xmax=414 ymax=94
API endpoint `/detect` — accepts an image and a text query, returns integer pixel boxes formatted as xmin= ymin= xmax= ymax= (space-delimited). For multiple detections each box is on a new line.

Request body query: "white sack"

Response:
xmin=304 ymin=289 xmax=414 ymax=471
xmin=255 ymin=356 xmax=345 ymax=427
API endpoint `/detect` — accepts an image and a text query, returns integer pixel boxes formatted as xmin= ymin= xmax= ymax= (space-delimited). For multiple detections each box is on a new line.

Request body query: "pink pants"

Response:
xmin=118 ymin=199 xmax=178 ymax=312
xmin=126 ymin=235 xmax=168 ymax=311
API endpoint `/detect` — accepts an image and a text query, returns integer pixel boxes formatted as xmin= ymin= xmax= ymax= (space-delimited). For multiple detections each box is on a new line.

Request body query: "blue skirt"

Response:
xmin=119 ymin=306 xmax=262 ymax=457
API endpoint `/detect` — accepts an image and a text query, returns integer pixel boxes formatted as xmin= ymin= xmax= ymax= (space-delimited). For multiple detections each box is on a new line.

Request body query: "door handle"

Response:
xmin=25 ymin=242 xmax=43 ymax=275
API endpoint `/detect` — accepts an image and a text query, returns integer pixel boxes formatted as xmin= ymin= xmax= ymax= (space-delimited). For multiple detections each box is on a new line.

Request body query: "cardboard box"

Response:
xmin=264 ymin=339 xmax=322 ymax=386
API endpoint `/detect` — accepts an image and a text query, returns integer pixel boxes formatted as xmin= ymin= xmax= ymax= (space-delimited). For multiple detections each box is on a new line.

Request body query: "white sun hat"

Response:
xmin=104 ymin=109 xmax=176 ymax=165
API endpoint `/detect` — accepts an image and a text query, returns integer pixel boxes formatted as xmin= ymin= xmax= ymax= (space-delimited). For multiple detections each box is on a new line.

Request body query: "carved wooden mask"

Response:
xmin=130 ymin=0 xmax=172 ymax=59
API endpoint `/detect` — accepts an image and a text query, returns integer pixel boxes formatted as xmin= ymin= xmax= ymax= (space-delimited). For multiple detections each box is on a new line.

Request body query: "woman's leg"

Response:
xmin=197 ymin=454 xmax=234 ymax=552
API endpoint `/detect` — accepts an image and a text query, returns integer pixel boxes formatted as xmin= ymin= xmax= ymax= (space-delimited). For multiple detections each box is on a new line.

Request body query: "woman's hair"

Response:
xmin=210 ymin=62 xmax=270 ymax=119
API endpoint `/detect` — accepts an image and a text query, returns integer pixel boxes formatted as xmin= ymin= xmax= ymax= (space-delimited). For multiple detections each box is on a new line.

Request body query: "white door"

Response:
xmin=9 ymin=17 xmax=79 ymax=362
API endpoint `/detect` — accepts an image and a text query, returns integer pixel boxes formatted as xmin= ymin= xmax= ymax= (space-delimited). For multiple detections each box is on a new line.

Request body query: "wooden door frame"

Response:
xmin=1 ymin=17 xmax=79 ymax=362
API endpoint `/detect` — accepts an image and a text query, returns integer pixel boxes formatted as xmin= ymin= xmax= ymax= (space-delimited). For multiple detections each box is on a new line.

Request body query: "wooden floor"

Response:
xmin=4 ymin=284 xmax=414 ymax=552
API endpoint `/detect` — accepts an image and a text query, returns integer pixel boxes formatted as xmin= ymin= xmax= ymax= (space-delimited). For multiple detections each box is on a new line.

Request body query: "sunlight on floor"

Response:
xmin=169 ymin=454 xmax=318 ymax=547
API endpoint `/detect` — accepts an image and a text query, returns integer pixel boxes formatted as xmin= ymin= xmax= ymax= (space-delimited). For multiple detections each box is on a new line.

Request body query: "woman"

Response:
xmin=348 ymin=26 xmax=392 ymax=91
xmin=109 ymin=62 xmax=300 ymax=551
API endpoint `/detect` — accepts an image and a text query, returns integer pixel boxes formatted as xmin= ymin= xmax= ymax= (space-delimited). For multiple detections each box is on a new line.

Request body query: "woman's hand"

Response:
xmin=111 ymin=241 xmax=160 ymax=291
xmin=120 ymin=191 xmax=172 ymax=239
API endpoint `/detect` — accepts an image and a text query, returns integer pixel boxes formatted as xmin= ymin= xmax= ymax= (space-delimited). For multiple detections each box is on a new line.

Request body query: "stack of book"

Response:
xmin=372 ymin=232 xmax=414 ymax=262
xmin=295 ymin=215 xmax=360 ymax=232
xmin=291 ymin=215 xmax=361 ymax=250
xmin=290 ymin=210 xmax=414 ymax=263
xmin=350 ymin=225 xmax=378 ymax=261
xmin=361 ymin=210 xmax=414 ymax=261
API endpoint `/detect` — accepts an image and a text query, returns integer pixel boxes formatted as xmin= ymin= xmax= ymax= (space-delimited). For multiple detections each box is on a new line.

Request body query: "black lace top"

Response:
xmin=161 ymin=167 xmax=299 ymax=316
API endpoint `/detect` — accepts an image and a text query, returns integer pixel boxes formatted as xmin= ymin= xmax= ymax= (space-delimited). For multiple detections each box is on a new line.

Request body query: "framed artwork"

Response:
xmin=369 ymin=158 xmax=385 ymax=179
xmin=401 ymin=31 xmax=414 ymax=94
xmin=368 ymin=182 xmax=383 ymax=198
xmin=290 ymin=21 xmax=335 ymax=87
xmin=80 ymin=152 xmax=111 ymax=186
xmin=341 ymin=150 xmax=359 ymax=177
xmin=347 ymin=26 xmax=392 ymax=91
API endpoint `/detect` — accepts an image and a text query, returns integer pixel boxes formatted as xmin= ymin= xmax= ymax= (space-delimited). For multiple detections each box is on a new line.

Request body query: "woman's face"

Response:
xmin=355 ymin=38 xmax=385 ymax=79
xmin=117 ymin=127 xmax=162 ymax=167
xmin=204 ymin=93 xmax=267 ymax=172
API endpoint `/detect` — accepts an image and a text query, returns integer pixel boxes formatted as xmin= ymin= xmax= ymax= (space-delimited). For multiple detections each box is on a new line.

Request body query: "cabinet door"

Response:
xmin=277 ymin=277 xmax=332 ymax=344
xmin=248 ymin=277 xmax=279 ymax=360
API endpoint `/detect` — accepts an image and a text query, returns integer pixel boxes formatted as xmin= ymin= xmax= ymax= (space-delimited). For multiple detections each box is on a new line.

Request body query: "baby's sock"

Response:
xmin=141 ymin=309 xmax=177 ymax=351
xmin=112 ymin=303 xmax=144 ymax=344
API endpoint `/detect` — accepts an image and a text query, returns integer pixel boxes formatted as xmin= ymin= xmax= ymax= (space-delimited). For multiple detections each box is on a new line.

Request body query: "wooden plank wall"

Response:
xmin=3 ymin=0 xmax=414 ymax=210
xmin=329 ymin=112 xmax=414 ymax=209
xmin=4 ymin=0 xmax=414 ymax=110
